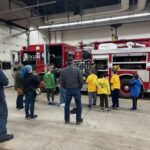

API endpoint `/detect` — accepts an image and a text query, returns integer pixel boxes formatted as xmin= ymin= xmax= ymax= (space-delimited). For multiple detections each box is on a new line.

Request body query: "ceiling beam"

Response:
xmin=0 ymin=18 xmax=29 ymax=31
xmin=0 ymin=1 xmax=56 ymax=14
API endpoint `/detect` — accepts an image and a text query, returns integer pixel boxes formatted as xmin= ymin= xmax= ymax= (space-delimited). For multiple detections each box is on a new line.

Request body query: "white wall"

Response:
xmin=0 ymin=25 xmax=27 ymax=86
xmin=50 ymin=21 xmax=150 ymax=46
xmin=29 ymin=29 xmax=49 ymax=45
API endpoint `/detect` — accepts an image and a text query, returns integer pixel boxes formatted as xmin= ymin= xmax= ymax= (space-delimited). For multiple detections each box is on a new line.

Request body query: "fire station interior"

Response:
xmin=1 ymin=0 xmax=150 ymax=150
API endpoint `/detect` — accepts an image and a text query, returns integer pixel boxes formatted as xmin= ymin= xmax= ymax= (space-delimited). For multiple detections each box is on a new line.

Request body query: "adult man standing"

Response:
xmin=0 ymin=69 xmax=13 ymax=143
xmin=60 ymin=57 xmax=84 ymax=125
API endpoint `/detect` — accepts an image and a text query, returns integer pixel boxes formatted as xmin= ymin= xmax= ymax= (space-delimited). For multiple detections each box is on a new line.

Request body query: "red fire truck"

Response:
xmin=11 ymin=43 xmax=76 ymax=79
xmin=90 ymin=38 xmax=150 ymax=98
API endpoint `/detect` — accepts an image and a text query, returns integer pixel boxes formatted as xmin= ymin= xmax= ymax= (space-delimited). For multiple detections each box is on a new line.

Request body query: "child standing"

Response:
xmin=86 ymin=69 xmax=98 ymax=108
xmin=110 ymin=70 xmax=120 ymax=110
xmin=44 ymin=66 xmax=56 ymax=105
xmin=97 ymin=73 xmax=111 ymax=111
xmin=130 ymin=73 xmax=141 ymax=110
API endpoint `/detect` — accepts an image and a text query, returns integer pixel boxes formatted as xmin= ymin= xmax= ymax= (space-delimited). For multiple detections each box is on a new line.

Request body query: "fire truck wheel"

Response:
xmin=119 ymin=78 xmax=131 ymax=98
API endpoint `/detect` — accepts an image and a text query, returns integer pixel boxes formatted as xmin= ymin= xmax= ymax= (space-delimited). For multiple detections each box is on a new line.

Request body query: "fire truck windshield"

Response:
xmin=22 ymin=52 xmax=36 ymax=65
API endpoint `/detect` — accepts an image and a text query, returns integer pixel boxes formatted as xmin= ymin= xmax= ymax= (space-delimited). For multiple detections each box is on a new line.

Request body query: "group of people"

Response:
xmin=86 ymin=67 xmax=141 ymax=111
xmin=0 ymin=57 xmax=142 ymax=143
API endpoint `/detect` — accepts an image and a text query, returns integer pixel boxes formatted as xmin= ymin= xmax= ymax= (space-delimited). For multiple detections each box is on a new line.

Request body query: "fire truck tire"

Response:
xmin=119 ymin=78 xmax=131 ymax=98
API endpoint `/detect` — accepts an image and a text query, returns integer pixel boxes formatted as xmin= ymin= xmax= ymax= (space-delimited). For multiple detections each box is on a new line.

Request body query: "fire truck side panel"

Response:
xmin=91 ymin=48 xmax=150 ymax=98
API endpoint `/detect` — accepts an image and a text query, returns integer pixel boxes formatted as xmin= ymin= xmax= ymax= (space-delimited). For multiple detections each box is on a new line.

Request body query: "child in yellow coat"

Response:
xmin=96 ymin=73 xmax=111 ymax=111
xmin=86 ymin=69 xmax=98 ymax=108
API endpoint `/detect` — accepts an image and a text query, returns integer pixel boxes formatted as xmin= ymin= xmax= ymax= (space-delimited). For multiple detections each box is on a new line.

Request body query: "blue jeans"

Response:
xmin=0 ymin=93 xmax=8 ymax=137
xmin=16 ymin=95 xmax=24 ymax=109
xmin=65 ymin=88 xmax=82 ymax=122
xmin=60 ymin=87 xmax=66 ymax=104
xmin=112 ymin=89 xmax=119 ymax=108
xmin=25 ymin=91 xmax=36 ymax=117
xmin=88 ymin=92 xmax=97 ymax=106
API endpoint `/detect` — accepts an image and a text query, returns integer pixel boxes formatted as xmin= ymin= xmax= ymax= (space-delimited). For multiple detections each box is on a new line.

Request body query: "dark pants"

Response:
xmin=16 ymin=95 xmax=24 ymax=109
xmin=100 ymin=94 xmax=108 ymax=108
xmin=46 ymin=88 xmax=55 ymax=101
xmin=88 ymin=92 xmax=97 ymax=106
xmin=25 ymin=91 xmax=36 ymax=117
xmin=65 ymin=88 xmax=82 ymax=122
xmin=112 ymin=89 xmax=119 ymax=108
xmin=0 ymin=94 xmax=8 ymax=137
xmin=132 ymin=96 xmax=137 ymax=110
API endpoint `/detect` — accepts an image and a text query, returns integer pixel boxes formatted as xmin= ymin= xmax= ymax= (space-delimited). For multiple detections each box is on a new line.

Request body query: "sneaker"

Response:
xmin=0 ymin=134 xmax=14 ymax=143
xmin=65 ymin=120 xmax=70 ymax=124
xmin=88 ymin=105 xmax=92 ymax=109
xmin=25 ymin=115 xmax=30 ymax=119
xmin=100 ymin=108 xmax=104 ymax=112
xmin=93 ymin=104 xmax=97 ymax=108
xmin=30 ymin=115 xmax=38 ymax=119
xmin=48 ymin=101 xmax=55 ymax=105
xmin=116 ymin=107 xmax=120 ymax=110
xmin=76 ymin=118 xmax=83 ymax=125
xmin=60 ymin=103 xmax=65 ymax=107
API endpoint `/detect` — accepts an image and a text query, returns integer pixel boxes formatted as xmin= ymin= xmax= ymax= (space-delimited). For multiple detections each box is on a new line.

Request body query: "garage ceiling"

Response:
xmin=0 ymin=0 xmax=149 ymax=31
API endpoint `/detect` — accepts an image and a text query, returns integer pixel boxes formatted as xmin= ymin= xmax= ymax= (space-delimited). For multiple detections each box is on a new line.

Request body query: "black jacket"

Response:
xmin=23 ymin=73 xmax=40 ymax=94
xmin=60 ymin=65 xmax=84 ymax=89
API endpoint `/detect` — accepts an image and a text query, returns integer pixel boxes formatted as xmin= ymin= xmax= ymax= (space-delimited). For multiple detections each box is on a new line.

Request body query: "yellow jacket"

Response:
xmin=110 ymin=74 xmax=120 ymax=90
xmin=96 ymin=78 xmax=110 ymax=95
xmin=86 ymin=73 xmax=98 ymax=92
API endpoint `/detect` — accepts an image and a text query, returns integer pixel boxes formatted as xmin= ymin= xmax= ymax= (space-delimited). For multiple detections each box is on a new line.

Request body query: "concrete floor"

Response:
xmin=0 ymin=88 xmax=150 ymax=150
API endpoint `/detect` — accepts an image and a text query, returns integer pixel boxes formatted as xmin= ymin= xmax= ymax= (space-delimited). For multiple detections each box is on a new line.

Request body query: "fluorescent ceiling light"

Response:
xmin=38 ymin=13 xmax=150 ymax=29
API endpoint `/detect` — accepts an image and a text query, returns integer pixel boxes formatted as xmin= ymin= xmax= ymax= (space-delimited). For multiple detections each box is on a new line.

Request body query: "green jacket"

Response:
xmin=44 ymin=71 xmax=56 ymax=89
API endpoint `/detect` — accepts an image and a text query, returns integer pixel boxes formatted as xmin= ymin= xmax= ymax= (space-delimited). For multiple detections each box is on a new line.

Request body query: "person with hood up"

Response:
xmin=23 ymin=65 xmax=40 ymax=119
xmin=130 ymin=73 xmax=141 ymax=110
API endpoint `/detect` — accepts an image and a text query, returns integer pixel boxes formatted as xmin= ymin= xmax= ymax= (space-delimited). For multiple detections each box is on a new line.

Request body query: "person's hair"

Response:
xmin=99 ymin=74 xmax=103 ymax=78
xmin=113 ymin=70 xmax=117 ymax=74
xmin=67 ymin=57 xmax=73 ymax=65
xmin=133 ymin=73 xmax=139 ymax=79
xmin=103 ymin=72 xmax=108 ymax=77
xmin=18 ymin=64 xmax=23 ymax=70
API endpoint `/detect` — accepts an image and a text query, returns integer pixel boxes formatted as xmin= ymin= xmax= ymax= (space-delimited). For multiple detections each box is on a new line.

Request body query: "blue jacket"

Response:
xmin=130 ymin=78 xmax=141 ymax=97
xmin=0 ymin=69 xmax=9 ymax=100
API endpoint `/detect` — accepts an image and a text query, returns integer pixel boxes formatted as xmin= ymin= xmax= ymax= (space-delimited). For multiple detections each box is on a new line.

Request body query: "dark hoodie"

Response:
xmin=23 ymin=73 xmax=40 ymax=94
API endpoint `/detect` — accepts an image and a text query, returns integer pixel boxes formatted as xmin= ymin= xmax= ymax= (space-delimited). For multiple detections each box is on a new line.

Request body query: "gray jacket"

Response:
xmin=60 ymin=65 xmax=84 ymax=89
